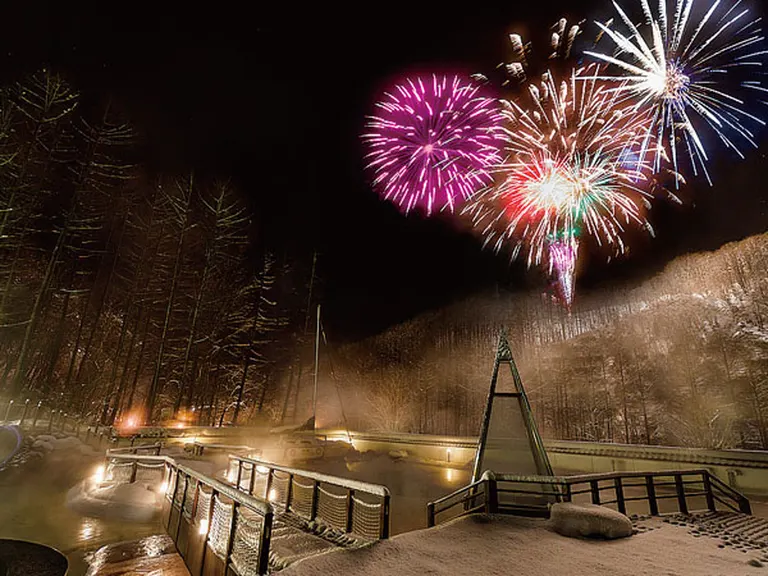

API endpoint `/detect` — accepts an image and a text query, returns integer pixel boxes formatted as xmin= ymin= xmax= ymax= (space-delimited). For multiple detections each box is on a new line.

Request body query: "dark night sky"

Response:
xmin=2 ymin=2 xmax=768 ymax=341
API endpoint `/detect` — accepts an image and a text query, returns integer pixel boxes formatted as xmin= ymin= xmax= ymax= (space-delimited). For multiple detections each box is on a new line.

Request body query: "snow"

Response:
xmin=279 ymin=514 xmax=766 ymax=576
xmin=549 ymin=502 xmax=632 ymax=539
xmin=65 ymin=480 xmax=163 ymax=523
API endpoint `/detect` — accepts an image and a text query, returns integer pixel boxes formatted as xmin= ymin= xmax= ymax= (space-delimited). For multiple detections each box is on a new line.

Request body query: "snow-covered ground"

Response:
xmin=280 ymin=513 xmax=767 ymax=576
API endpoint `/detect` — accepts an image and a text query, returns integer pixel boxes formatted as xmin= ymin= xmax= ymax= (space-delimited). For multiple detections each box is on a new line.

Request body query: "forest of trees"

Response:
xmin=325 ymin=234 xmax=768 ymax=450
xmin=0 ymin=69 xmax=319 ymax=426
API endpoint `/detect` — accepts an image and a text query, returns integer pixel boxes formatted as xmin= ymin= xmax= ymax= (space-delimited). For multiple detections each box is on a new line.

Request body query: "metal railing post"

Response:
xmin=702 ymin=472 xmax=716 ymax=512
xmin=167 ymin=466 xmax=180 ymax=531
xmin=175 ymin=473 xmax=188 ymax=542
xmin=129 ymin=461 xmax=138 ymax=483
xmin=199 ymin=489 xmax=217 ymax=576
xmin=674 ymin=474 xmax=688 ymax=515
xmin=257 ymin=509 xmax=273 ymax=576
xmin=310 ymin=480 xmax=319 ymax=521
xmin=427 ymin=501 xmax=436 ymax=528
xmin=236 ymin=460 xmax=243 ymax=490
xmin=345 ymin=489 xmax=354 ymax=533
xmin=646 ymin=475 xmax=659 ymax=516
xmin=380 ymin=492 xmax=390 ymax=539
xmin=20 ymin=399 xmax=30 ymax=426
xmin=286 ymin=474 xmax=294 ymax=511
xmin=590 ymin=480 xmax=601 ymax=504
xmin=262 ymin=467 xmax=272 ymax=500
xmin=486 ymin=474 xmax=498 ymax=513
xmin=614 ymin=477 xmax=626 ymax=515
xmin=32 ymin=402 xmax=41 ymax=429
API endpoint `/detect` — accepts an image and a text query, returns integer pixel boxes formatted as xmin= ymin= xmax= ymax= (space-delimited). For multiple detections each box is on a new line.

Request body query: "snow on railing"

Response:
xmin=105 ymin=452 xmax=274 ymax=576
xmin=227 ymin=454 xmax=391 ymax=541
xmin=427 ymin=469 xmax=752 ymax=527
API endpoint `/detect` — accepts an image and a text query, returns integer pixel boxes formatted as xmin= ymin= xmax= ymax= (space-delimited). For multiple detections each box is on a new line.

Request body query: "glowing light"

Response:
xmin=268 ymin=488 xmax=278 ymax=502
xmin=226 ymin=470 xmax=237 ymax=483
xmin=159 ymin=481 xmax=169 ymax=494
xmin=363 ymin=74 xmax=504 ymax=216
xmin=445 ymin=468 xmax=456 ymax=482
xmin=256 ymin=465 xmax=270 ymax=474
xmin=92 ymin=465 xmax=105 ymax=484
xmin=198 ymin=519 xmax=209 ymax=535
xmin=585 ymin=0 xmax=768 ymax=184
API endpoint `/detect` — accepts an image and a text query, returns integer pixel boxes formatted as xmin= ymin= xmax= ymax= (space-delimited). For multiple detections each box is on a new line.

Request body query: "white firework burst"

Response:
xmin=585 ymin=0 xmax=768 ymax=184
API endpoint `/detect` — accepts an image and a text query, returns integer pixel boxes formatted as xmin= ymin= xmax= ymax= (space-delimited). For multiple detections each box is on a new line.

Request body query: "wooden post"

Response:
xmin=345 ymin=489 xmax=354 ymax=533
xmin=590 ymin=480 xmax=601 ymax=505
xmin=310 ymin=480 xmax=319 ymax=521
xmin=702 ymin=472 xmax=716 ymax=512
xmin=427 ymin=501 xmax=436 ymax=527
xmin=84 ymin=427 xmax=91 ymax=444
xmin=674 ymin=474 xmax=688 ymax=515
xmin=614 ymin=477 xmax=626 ymax=515
xmin=129 ymin=461 xmax=138 ymax=483
xmin=236 ymin=460 xmax=243 ymax=490
xmin=646 ymin=475 xmax=659 ymax=516
xmin=47 ymin=409 xmax=55 ymax=432
xmin=379 ymin=493 xmax=390 ymax=539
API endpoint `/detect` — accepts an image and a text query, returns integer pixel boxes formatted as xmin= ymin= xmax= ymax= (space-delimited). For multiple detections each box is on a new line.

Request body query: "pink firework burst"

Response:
xmin=362 ymin=75 xmax=504 ymax=216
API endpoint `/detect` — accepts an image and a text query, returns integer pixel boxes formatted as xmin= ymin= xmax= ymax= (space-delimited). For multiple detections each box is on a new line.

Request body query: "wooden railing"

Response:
xmin=227 ymin=454 xmax=391 ymax=541
xmin=427 ymin=468 xmax=752 ymax=527
xmin=105 ymin=452 xmax=274 ymax=576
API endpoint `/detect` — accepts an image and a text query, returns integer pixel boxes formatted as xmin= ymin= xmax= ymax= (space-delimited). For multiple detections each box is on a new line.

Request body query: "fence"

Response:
xmin=105 ymin=452 xmax=274 ymax=576
xmin=427 ymin=468 xmax=752 ymax=527
xmin=0 ymin=397 xmax=166 ymax=451
xmin=226 ymin=454 xmax=391 ymax=541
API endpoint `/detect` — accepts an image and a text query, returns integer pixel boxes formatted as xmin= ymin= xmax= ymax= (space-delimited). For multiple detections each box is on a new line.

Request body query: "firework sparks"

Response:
xmin=463 ymin=65 xmax=657 ymax=267
xmin=549 ymin=237 xmax=579 ymax=308
xmin=362 ymin=75 xmax=504 ymax=216
xmin=585 ymin=0 xmax=768 ymax=184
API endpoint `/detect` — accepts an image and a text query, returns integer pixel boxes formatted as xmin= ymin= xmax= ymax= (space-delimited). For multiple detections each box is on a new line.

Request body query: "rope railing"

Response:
xmin=226 ymin=454 xmax=391 ymax=541
xmin=104 ymin=452 xmax=274 ymax=576
xmin=427 ymin=468 xmax=752 ymax=527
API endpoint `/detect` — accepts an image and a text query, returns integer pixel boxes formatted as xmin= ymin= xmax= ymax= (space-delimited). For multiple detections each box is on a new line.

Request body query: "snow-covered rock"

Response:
xmin=66 ymin=479 xmax=162 ymax=522
xmin=32 ymin=439 xmax=54 ymax=452
xmin=549 ymin=502 xmax=633 ymax=540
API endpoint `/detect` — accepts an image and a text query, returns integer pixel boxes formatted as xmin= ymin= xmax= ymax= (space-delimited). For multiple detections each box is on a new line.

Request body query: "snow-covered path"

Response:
xmin=280 ymin=513 xmax=768 ymax=576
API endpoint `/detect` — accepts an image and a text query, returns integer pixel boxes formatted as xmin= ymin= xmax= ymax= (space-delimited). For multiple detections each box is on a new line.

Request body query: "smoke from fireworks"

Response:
xmin=362 ymin=75 xmax=504 ymax=216
xmin=585 ymin=0 xmax=768 ymax=184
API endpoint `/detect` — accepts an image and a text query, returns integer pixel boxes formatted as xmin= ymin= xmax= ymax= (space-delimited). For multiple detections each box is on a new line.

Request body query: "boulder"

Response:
xmin=550 ymin=502 xmax=633 ymax=540
xmin=32 ymin=440 xmax=54 ymax=452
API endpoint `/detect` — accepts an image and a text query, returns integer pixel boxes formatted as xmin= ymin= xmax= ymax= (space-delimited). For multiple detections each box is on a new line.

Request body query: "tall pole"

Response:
xmin=312 ymin=304 xmax=321 ymax=431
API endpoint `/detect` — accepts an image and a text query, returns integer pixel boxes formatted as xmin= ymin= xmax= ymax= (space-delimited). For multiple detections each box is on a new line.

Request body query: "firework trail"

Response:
xmin=585 ymin=0 xmax=768 ymax=185
xmin=362 ymin=75 xmax=504 ymax=216
xmin=462 ymin=64 xmax=661 ymax=305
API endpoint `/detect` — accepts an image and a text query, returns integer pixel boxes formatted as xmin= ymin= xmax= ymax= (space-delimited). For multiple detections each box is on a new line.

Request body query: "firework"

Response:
xmin=549 ymin=236 xmax=579 ymax=308
xmin=362 ymin=75 xmax=504 ymax=215
xmin=585 ymin=0 xmax=767 ymax=184
xmin=463 ymin=65 xmax=658 ymax=268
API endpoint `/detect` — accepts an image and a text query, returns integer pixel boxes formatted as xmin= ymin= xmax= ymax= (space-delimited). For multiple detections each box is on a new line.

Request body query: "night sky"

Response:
xmin=2 ymin=2 xmax=768 ymax=341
